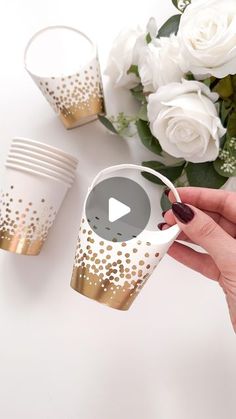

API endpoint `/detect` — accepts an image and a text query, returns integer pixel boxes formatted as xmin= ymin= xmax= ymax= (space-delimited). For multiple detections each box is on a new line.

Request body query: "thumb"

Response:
xmin=171 ymin=202 xmax=235 ymax=269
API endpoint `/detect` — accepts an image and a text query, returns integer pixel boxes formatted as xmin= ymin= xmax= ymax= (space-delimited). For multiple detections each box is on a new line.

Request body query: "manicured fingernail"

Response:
xmin=158 ymin=222 xmax=166 ymax=230
xmin=172 ymin=202 xmax=194 ymax=224
xmin=162 ymin=210 xmax=167 ymax=217
xmin=164 ymin=188 xmax=170 ymax=197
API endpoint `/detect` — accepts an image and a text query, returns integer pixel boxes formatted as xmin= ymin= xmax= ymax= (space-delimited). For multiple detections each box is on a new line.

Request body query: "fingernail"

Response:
xmin=164 ymin=188 xmax=170 ymax=197
xmin=158 ymin=222 xmax=166 ymax=230
xmin=172 ymin=203 xmax=194 ymax=224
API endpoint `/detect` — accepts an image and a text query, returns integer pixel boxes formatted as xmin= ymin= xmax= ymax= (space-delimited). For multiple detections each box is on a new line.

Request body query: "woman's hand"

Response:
xmin=160 ymin=188 xmax=236 ymax=332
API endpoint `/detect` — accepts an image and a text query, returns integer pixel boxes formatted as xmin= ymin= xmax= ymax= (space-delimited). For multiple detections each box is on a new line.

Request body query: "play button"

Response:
xmin=108 ymin=198 xmax=131 ymax=223
xmin=85 ymin=176 xmax=151 ymax=242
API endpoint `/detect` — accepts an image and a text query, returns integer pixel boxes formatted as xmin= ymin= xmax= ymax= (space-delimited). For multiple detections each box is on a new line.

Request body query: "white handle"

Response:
xmin=88 ymin=164 xmax=181 ymax=202
xmin=24 ymin=25 xmax=97 ymax=75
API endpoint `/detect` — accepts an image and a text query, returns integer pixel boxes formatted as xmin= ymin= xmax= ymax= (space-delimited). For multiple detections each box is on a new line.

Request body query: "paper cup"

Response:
xmin=12 ymin=137 xmax=78 ymax=166
xmin=6 ymin=157 xmax=74 ymax=186
xmin=8 ymin=153 xmax=75 ymax=181
xmin=71 ymin=164 xmax=181 ymax=311
xmin=5 ymin=163 xmax=71 ymax=187
xmin=10 ymin=146 xmax=76 ymax=172
xmin=24 ymin=26 xmax=105 ymax=129
xmin=0 ymin=165 xmax=70 ymax=256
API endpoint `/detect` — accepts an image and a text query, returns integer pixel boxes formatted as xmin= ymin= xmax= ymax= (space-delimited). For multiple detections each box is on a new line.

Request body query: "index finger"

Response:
xmin=167 ymin=187 xmax=236 ymax=223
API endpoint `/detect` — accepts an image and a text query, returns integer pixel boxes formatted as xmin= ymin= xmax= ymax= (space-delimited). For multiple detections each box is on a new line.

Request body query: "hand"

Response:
xmin=160 ymin=187 xmax=236 ymax=332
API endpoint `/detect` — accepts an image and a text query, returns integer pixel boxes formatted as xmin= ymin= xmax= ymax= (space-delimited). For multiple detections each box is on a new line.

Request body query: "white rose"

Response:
xmin=105 ymin=27 xmax=144 ymax=89
xmin=138 ymin=35 xmax=184 ymax=92
xmin=147 ymin=80 xmax=226 ymax=163
xmin=178 ymin=0 xmax=236 ymax=78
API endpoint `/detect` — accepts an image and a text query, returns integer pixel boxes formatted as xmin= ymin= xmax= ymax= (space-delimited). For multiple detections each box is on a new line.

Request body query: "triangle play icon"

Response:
xmin=108 ymin=197 xmax=131 ymax=223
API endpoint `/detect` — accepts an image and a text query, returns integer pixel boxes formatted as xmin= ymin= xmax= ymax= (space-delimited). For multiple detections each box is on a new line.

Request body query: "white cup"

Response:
xmin=9 ymin=146 xmax=76 ymax=172
xmin=24 ymin=26 xmax=105 ymax=129
xmin=6 ymin=157 xmax=74 ymax=186
xmin=0 ymin=138 xmax=78 ymax=255
xmin=0 ymin=166 xmax=69 ymax=255
xmin=7 ymin=153 xmax=75 ymax=181
xmin=71 ymin=164 xmax=181 ymax=310
xmin=12 ymin=137 xmax=78 ymax=166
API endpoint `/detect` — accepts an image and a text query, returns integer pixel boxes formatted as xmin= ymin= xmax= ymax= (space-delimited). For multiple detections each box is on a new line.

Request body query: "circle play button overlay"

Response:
xmin=85 ymin=176 xmax=151 ymax=242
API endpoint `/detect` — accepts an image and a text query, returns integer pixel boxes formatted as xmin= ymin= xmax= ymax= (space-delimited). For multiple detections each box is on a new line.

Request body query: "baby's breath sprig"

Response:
xmin=218 ymin=137 xmax=236 ymax=175
xmin=228 ymin=137 xmax=236 ymax=151
xmin=220 ymin=157 xmax=236 ymax=175
xmin=177 ymin=0 xmax=191 ymax=11
xmin=110 ymin=113 xmax=137 ymax=137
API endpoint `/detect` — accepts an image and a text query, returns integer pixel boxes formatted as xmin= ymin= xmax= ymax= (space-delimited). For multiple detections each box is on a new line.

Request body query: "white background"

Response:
xmin=0 ymin=1 xmax=236 ymax=418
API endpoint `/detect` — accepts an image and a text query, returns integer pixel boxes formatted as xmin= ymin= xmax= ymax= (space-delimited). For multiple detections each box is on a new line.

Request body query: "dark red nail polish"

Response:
xmin=158 ymin=222 xmax=166 ymax=230
xmin=164 ymin=188 xmax=170 ymax=197
xmin=162 ymin=210 xmax=167 ymax=217
xmin=172 ymin=202 xmax=194 ymax=224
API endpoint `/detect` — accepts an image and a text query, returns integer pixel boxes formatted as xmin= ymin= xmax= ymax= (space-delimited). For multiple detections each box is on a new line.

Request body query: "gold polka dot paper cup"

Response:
xmin=0 ymin=138 xmax=78 ymax=256
xmin=24 ymin=26 xmax=105 ymax=129
xmin=71 ymin=164 xmax=181 ymax=311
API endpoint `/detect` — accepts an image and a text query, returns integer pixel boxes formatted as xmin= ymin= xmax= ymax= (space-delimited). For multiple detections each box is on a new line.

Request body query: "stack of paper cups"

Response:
xmin=0 ymin=137 xmax=78 ymax=256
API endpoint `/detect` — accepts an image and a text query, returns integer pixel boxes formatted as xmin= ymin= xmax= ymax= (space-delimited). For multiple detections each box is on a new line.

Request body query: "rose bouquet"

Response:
xmin=99 ymin=0 xmax=236 ymax=208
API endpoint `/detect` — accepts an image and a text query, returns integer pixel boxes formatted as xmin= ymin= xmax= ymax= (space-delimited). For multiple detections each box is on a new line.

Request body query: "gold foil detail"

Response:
xmin=0 ymin=186 xmax=56 ymax=256
xmin=59 ymin=96 xmax=105 ymax=129
xmin=0 ymin=231 xmax=42 ymax=255
xmin=36 ymin=59 xmax=105 ymax=129
xmin=71 ymin=222 xmax=161 ymax=309
xmin=71 ymin=265 xmax=147 ymax=311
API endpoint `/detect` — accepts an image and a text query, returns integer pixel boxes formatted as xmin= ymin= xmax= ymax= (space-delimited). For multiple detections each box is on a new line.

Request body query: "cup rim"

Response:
xmin=24 ymin=25 xmax=97 ymax=79
xmin=8 ymin=151 xmax=75 ymax=179
xmin=11 ymin=142 xmax=78 ymax=167
xmin=5 ymin=162 xmax=72 ymax=188
xmin=9 ymin=146 xmax=76 ymax=172
xmin=12 ymin=137 xmax=78 ymax=164
xmin=6 ymin=157 xmax=74 ymax=185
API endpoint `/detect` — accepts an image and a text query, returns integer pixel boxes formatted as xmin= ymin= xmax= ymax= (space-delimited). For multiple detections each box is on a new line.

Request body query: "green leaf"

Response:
xmin=220 ymin=100 xmax=233 ymax=125
xmin=146 ymin=32 xmax=152 ymax=44
xmin=186 ymin=162 xmax=227 ymax=188
xmin=213 ymin=75 xmax=234 ymax=99
xmin=142 ymin=161 xmax=185 ymax=185
xmin=136 ymin=120 xmax=162 ymax=155
xmin=127 ymin=64 xmax=139 ymax=78
xmin=130 ymin=84 xmax=146 ymax=103
xmin=137 ymin=104 xmax=148 ymax=121
xmin=227 ymin=111 xmax=236 ymax=138
xmin=161 ymin=191 xmax=172 ymax=212
xmin=157 ymin=14 xmax=181 ymax=38
xmin=98 ymin=114 xmax=118 ymax=134
xmin=172 ymin=0 xmax=191 ymax=12
xmin=232 ymin=75 xmax=236 ymax=103
xmin=185 ymin=72 xmax=195 ymax=81
xmin=203 ymin=77 xmax=212 ymax=88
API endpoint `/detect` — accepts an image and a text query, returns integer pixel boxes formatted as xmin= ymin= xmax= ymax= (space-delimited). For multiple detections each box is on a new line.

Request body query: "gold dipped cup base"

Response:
xmin=59 ymin=96 xmax=105 ymax=129
xmin=0 ymin=231 xmax=43 ymax=256
xmin=71 ymin=265 xmax=142 ymax=311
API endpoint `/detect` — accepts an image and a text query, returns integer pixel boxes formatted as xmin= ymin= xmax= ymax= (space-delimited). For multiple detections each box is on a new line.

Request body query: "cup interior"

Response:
xmin=6 ymin=158 xmax=74 ymax=186
xmin=12 ymin=138 xmax=78 ymax=165
xmin=8 ymin=151 xmax=75 ymax=179
xmin=24 ymin=26 xmax=96 ymax=78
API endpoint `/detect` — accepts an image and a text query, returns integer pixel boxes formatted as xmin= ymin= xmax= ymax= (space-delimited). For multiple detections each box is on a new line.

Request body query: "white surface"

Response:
xmin=0 ymin=1 xmax=235 ymax=419
xmin=108 ymin=197 xmax=131 ymax=222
